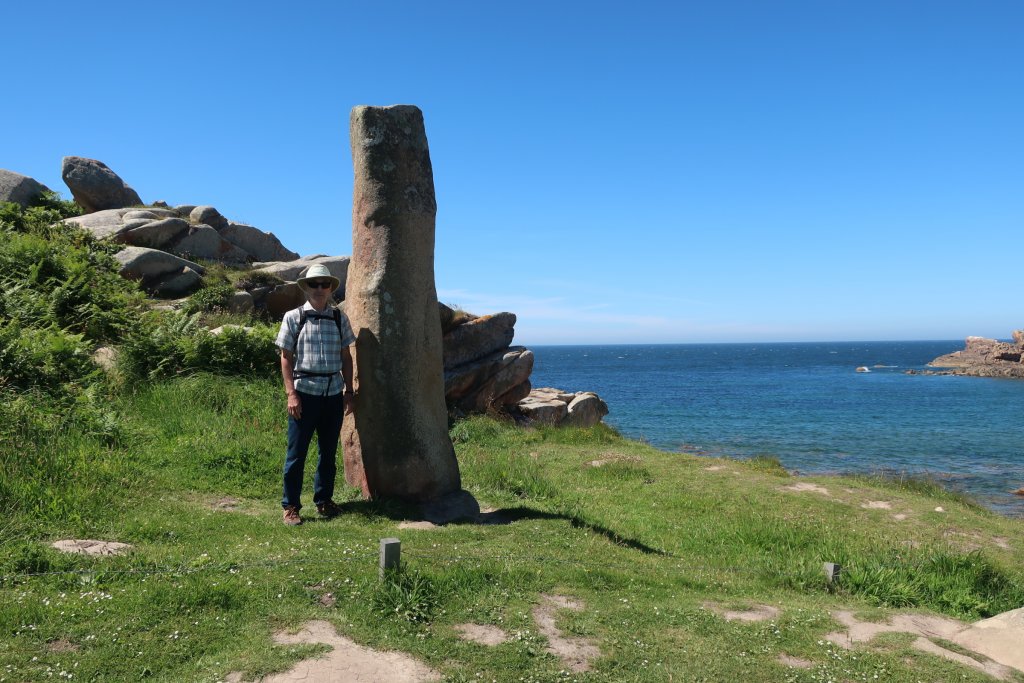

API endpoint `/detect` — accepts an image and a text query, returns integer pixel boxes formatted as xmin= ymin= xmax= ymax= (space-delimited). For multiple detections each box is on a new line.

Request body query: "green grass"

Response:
xmin=2 ymin=380 xmax=1022 ymax=682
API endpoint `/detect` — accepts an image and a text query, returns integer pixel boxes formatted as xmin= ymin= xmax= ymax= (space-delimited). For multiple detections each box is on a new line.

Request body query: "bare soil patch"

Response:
xmin=211 ymin=496 xmax=243 ymax=511
xmin=46 ymin=638 xmax=78 ymax=653
xmin=398 ymin=521 xmax=439 ymax=530
xmin=226 ymin=620 xmax=440 ymax=683
xmin=454 ymin=623 xmax=510 ymax=646
xmin=587 ymin=455 xmax=643 ymax=468
xmin=782 ymin=482 xmax=829 ymax=495
xmin=51 ymin=539 xmax=132 ymax=556
xmin=532 ymin=594 xmax=601 ymax=672
xmin=703 ymin=601 xmax=780 ymax=622
xmin=861 ymin=500 xmax=892 ymax=509
xmin=826 ymin=609 xmax=1024 ymax=680
xmin=776 ymin=653 xmax=812 ymax=669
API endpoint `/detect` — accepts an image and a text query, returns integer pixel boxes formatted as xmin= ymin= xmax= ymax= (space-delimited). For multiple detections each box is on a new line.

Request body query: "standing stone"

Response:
xmin=342 ymin=105 xmax=461 ymax=502
xmin=61 ymin=157 xmax=142 ymax=213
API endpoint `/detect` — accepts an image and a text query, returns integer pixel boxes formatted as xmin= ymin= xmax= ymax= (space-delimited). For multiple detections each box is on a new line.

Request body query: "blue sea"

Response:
xmin=529 ymin=341 xmax=1024 ymax=517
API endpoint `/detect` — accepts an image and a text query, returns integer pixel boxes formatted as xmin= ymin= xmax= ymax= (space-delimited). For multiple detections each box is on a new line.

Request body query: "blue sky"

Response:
xmin=4 ymin=1 xmax=1021 ymax=344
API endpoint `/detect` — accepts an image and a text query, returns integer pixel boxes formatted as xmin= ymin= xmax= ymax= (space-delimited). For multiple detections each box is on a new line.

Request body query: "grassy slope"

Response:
xmin=1 ymin=375 xmax=1023 ymax=682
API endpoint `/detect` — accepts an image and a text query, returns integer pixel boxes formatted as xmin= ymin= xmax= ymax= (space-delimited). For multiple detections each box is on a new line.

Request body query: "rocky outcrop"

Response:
xmin=445 ymin=346 xmax=534 ymax=413
xmin=65 ymin=202 xmax=292 ymax=267
xmin=252 ymin=255 xmax=350 ymax=287
xmin=61 ymin=157 xmax=142 ymax=212
xmin=189 ymin=205 xmax=229 ymax=231
xmin=517 ymin=387 xmax=609 ymax=428
xmin=926 ymin=331 xmax=1024 ymax=378
xmin=114 ymin=247 xmax=205 ymax=297
xmin=342 ymin=104 xmax=461 ymax=502
xmin=443 ymin=313 xmax=516 ymax=368
xmin=0 ymin=169 xmax=51 ymax=207
xmin=220 ymin=222 xmax=298 ymax=262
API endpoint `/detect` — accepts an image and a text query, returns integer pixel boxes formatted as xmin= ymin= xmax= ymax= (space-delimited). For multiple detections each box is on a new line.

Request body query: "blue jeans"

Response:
xmin=282 ymin=391 xmax=344 ymax=510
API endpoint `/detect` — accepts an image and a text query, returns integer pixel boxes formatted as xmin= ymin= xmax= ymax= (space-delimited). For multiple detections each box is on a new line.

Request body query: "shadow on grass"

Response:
xmin=314 ymin=499 xmax=670 ymax=556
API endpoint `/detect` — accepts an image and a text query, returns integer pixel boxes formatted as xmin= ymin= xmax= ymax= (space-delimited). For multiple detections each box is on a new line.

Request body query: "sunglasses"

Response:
xmin=307 ymin=281 xmax=333 ymax=289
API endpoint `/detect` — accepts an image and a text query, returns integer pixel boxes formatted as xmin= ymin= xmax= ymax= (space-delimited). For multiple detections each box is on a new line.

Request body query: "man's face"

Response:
xmin=305 ymin=279 xmax=334 ymax=308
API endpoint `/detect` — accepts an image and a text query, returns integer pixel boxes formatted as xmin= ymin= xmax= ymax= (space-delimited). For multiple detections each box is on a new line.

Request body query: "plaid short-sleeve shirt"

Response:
xmin=275 ymin=303 xmax=356 ymax=396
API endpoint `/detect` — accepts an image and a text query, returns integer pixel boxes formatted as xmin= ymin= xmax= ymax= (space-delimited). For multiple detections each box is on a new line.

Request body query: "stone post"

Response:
xmin=342 ymin=105 xmax=462 ymax=502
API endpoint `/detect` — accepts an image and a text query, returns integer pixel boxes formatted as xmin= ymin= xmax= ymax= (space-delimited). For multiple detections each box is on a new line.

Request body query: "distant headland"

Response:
xmin=920 ymin=331 xmax=1024 ymax=378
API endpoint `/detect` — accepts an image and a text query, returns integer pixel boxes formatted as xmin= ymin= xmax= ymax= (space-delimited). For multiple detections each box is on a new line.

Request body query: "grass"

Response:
xmin=2 ymin=381 xmax=1023 ymax=682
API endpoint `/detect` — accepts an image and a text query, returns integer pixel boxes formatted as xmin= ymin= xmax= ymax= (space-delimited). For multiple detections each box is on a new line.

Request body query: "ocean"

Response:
xmin=529 ymin=341 xmax=1024 ymax=517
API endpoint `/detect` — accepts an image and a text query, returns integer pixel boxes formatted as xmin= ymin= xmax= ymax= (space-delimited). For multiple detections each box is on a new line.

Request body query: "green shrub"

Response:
xmin=0 ymin=322 xmax=97 ymax=395
xmin=235 ymin=270 xmax=284 ymax=290
xmin=0 ymin=206 xmax=140 ymax=343
xmin=181 ymin=282 xmax=236 ymax=315
xmin=118 ymin=311 xmax=278 ymax=383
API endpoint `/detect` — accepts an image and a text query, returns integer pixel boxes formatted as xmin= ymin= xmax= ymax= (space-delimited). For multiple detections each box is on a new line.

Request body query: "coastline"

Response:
xmin=530 ymin=341 xmax=1024 ymax=517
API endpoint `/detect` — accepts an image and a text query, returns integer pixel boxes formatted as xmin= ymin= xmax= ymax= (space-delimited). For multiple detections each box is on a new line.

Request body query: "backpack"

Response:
xmin=290 ymin=306 xmax=345 ymax=385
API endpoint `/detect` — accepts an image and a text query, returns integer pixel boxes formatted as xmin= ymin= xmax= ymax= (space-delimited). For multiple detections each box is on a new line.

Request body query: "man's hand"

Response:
xmin=287 ymin=391 xmax=302 ymax=419
xmin=344 ymin=390 xmax=354 ymax=415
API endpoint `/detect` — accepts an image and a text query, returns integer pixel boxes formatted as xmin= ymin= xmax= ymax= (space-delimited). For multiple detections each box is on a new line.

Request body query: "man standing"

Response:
xmin=275 ymin=264 xmax=355 ymax=526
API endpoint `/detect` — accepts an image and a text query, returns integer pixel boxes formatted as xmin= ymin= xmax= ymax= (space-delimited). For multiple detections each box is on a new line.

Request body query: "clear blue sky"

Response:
xmin=5 ymin=1 xmax=1021 ymax=344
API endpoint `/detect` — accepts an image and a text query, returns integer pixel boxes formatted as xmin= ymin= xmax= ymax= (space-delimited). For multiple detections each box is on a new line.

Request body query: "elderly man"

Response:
xmin=274 ymin=264 xmax=355 ymax=526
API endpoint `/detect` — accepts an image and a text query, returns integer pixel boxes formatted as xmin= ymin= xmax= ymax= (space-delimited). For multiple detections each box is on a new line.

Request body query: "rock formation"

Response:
xmin=518 ymin=387 xmax=609 ymax=428
xmin=341 ymin=104 xmax=462 ymax=502
xmin=61 ymin=156 xmax=142 ymax=212
xmin=926 ymin=331 xmax=1024 ymax=379
xmin=0 ymin=169 xmax=51 ymax=207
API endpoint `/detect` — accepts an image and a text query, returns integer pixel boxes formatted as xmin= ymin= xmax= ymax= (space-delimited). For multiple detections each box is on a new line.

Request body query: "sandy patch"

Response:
xmin=892 ymin=513 xmax=908 ymax=521
xmin=782 ymin=482 xmax=829 ymax=495
xmin=398 ymin=521 xmax=439 ymax=530
xmin=454 ymin=623 xmax=510 ymax=646
xmin=861 ymin=500 xmax=892 ymax=509
xmin=226 ymin=620 xmax=440 ymax=683
xmin=777 ymin=653 xmax=812 ymax=669
xmin=912 ymin=637 xmax=1012 ymax=680
xmin=826 ymin=609 xmax=1023 ymax=680
xmin=703 ymin=601 xmax=780 ymax=622
xmin=211 ymin=496 xmax=243 ymax=511
xmin=46 ymin=638 xmax=78 ymax=653
xmin=587 ymin=455 xmax=643 ymax=468
xmin=993 ymin=537 xmax=1011 ymax=550
xmin=934 ymin=506 xmax=945 ymax=512
xmin=532 ymin=594 xmax=601 ymax=672
xmin=51 ymin=539 xmax=132 ymax=556
xmin=704 ymin=465 xmax=725 ymax=471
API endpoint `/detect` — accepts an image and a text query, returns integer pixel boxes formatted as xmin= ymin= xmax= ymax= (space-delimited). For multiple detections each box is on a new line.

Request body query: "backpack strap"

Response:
xmin=332 ymin=308 xmax=343 ymax=338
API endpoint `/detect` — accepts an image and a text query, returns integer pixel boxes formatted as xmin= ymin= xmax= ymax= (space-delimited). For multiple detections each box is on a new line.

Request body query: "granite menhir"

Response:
xmin=341 ymin=105 xmax=461 ymax=502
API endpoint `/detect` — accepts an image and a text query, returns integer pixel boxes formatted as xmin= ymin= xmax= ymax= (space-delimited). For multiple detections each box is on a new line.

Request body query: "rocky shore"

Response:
xmin=921 ymin=330 xmax=1024 ymax=378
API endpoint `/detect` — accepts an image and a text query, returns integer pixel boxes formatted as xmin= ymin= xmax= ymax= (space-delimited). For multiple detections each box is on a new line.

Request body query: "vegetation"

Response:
xmin=1 ymin=199 xmax=1023 ymax=682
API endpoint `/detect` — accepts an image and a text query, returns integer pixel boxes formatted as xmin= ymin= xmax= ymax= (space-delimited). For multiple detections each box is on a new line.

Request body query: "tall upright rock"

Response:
xmin=342 ymin=105 xmax=462 ymax=502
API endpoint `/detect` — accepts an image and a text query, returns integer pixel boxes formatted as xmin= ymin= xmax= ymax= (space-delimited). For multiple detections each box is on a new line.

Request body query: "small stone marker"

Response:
xmin=823 ymin=562 xmax=842 ymax=584
xmin=379 ymin=537 xmax=401 ymax=578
